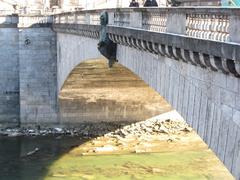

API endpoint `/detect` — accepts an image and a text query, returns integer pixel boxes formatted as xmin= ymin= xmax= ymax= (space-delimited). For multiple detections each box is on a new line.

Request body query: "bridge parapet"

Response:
xmin=53 ymin=8 xmax=240 ymax=43
xmin=0 ymin=14 xmax=53 ymax=28
xmin=18 ymin=15 xmax=53 ymax=28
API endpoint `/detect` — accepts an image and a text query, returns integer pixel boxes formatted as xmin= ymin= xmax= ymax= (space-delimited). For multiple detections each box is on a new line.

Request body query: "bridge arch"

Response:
xmin=57 ymin=32 xmax=101 ymax=92
xmin=58 ymin=57 xmax=172 ymax=126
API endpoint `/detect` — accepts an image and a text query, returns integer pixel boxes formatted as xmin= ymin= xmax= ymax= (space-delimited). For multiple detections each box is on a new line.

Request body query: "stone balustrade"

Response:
xmin=0 ymin=14 xmax=18 ymax=27
xmin=186 ymin=13 xmax=229 ymax=42
xmin=0 ymin=14 xmax=53 ymax=28
xmin=53 ymin=8 xmax=240 ymax=43
xmin=18 ymin=15 xmax=53 ymax=28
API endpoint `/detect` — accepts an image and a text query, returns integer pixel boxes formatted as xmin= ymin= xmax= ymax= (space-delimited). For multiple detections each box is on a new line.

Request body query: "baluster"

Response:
xmin=190 ymin=15 xmax=195 ymax=37
xmin=186 ymin=14 xmax=190 ymax=35
xmin=199 ymin=14 xmax=205 ymax=39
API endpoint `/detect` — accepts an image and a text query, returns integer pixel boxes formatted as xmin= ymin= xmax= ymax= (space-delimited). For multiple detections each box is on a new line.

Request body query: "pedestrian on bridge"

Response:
xmin=144 ymin=0 xmax=158 ymax=6
xmin=129 ymin=0 xmax=140 ymax=7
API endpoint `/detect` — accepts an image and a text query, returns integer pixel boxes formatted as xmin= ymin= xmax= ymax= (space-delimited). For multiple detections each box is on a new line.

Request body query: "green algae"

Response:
xmin=45 ymin=150 xmax=233 ymax=180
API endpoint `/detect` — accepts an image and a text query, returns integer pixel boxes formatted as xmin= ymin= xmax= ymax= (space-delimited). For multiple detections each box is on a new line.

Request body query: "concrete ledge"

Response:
xmin=0 ymin=24 xmax=17 ymax=28
xmin=53 ymin=23 xmax=100 ymax=39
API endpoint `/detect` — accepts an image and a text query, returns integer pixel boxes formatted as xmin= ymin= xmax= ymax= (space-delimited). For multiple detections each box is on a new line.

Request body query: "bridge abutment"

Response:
xmin=0 ymin=22 xmax=19 ymax=127
xmin=19 ymin=26 xmax=58 ymax=126
xmin=0 ymin=15 xmax=59 ymax=127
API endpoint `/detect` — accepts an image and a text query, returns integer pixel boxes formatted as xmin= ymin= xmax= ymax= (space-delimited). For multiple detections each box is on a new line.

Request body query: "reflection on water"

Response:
xmin=0 ymin=136 xmax=88 ymax=180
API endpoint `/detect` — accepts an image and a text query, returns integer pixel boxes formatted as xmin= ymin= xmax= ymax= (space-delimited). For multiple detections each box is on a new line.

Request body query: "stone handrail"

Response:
xmin=18 ymin=15 xmax=53 ymax=28
xmin=0 ymin=14 xmax=53 ymax=28
xmin=53 ymin=8 xmax=240 ymax=43
xmin=0 ymin=14 xmax=18 ymax=26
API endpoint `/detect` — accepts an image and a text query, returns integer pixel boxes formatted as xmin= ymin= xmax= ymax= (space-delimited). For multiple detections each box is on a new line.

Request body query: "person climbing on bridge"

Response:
xmin=144 ymin=0 xmax=158 ymax=7
xmin=129 ymin=0 xmax=140 ymax=7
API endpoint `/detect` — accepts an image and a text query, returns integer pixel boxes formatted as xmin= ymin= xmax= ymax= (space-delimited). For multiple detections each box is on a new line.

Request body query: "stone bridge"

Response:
xmin=0 ymin=8 xmax=240 ymax=178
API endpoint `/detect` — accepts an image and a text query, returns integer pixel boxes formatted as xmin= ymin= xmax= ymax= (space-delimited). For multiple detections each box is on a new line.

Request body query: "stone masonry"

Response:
xmin=0 ymin=15 xmax=58 ymax=127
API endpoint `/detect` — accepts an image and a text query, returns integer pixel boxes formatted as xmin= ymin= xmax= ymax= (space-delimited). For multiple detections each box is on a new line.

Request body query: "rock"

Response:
xmin=94 ymin=145 xmax=117 ymax=152
xmin=8 ymin=132 xmax=22 ymax=137
xmin=152 ymin=168 xmax=163 ymax=173
xmin=182 ymin=127 xmax=192 ymax=132
xmin=159 ymin=126 xmax=169 ymax=134
xmin=54 ymin=127 xmax=63 ymax=132
xmin=135 ymin=149 xmax=146 ymax=153
xmin=28 ymin=129 xmax=35 ymax=133
xmin=26 ymin=148 xmax=39 ymax=156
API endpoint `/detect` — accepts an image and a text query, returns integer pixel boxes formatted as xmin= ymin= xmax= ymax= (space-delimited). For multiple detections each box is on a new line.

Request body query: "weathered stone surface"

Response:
xmin=116 ymin=45 xmax=240 ymax=178
xmin=19 ymin=27 xmax=58 ymax=125
xmin=0 ymin=28 xmax=19 ymax=127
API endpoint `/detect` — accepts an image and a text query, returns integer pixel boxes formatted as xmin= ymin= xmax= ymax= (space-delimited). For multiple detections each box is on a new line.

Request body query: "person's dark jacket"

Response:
xmin=144 ymin=0 xmax=158 ymax=7
xmin=129 ymin=2 xmax=139 ymax=7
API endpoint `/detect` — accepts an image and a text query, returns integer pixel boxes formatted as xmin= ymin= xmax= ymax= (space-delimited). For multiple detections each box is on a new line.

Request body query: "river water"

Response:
xmin=0 ymin=136 xmax=87 ymax=180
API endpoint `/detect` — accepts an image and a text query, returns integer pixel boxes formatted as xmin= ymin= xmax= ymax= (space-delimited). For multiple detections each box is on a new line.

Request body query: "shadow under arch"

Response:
xmin=58 ymin=58 xmax=172 ymax=129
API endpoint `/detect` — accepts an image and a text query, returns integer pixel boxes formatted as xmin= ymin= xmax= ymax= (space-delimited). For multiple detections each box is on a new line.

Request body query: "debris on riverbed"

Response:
xmin=26 ymin=148 xmax=40 ymax=156
xmin=0 ymin=118 xmax=191 ymax=138
xmin=65 ymin=116 xmax=195 ymax=156
xmin=0 ymin=123 xmax=123 ymax=137
xmin=0 ymin=110 xmax=192 ymax=142
xmin=104 ymin=118 xmax=192 ymax=139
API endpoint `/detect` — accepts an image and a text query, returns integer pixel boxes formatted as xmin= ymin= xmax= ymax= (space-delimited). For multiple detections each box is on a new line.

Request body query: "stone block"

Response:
xmin=198 ymin=94 xmax=208 ymax=139
xmin=176 ymin=75 xmax=184 ymax=114
xmin=217 ymin=105 xmax=232 ymax=161
xmin=181 ymin=78 xmax=190 ymax=120
xmin=224 ymin=120 xmax=238 ymax=172
xmin=236 ymin=96 xmax=240 ymax=111
xmin=166 ymin=12 xmax=186 ymax=35
xmin=232 ymin=129 xmax=240 ymax=179
xmin=209 ymin=106 xmax=221 ymax=153
xmin=212 ymin=72 xmax=227 ymax=89
xmin=220 ymin=89 xmax=236 ymax=108
xmin=226 ymin=75 xmax=239 ymax=93
xmin=192 ymin=88 xmax=201 ymax=131
xmin=233 ymin=110 xmax=240 ymax=127
xmin=229 ymin=15 xmax=240 ymax=43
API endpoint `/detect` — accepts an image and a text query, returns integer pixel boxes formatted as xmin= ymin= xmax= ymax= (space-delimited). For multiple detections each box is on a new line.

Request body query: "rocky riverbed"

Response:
xmin=0 ymin=123 xmax=121 ymax=137
xmin=0 ymin=117 xmax=191 ymax=138
xmin=54 ymin=115 xmax=198 ymax=156
xmin=44 ymin=114 xmax=234 ymax=180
